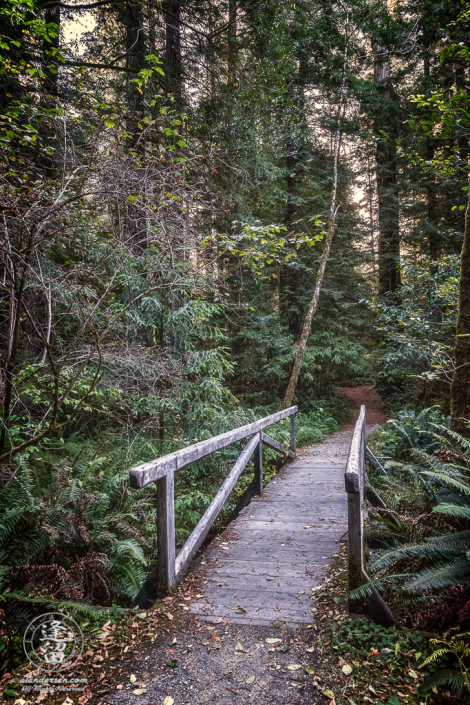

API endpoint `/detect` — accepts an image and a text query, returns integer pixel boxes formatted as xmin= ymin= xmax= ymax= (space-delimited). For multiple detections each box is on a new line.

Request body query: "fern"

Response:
xmin=420 ymin=633 xmax=470 ymax=693
xmin=366 ymin=415 xmax=470 ymax=610
xmin=0 ymin=445 xmax=156 ymax=606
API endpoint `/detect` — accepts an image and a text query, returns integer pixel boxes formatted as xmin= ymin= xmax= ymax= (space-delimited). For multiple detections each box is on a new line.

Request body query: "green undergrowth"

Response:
xmin=295 ymin=396 xmax=351 ymax=447
xmin=328 ymin=618 xmax=446 ymax=696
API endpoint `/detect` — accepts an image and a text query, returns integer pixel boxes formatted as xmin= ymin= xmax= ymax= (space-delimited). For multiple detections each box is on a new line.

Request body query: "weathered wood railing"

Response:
xmin=345 ymin=404 xmax=367 ymax=613
xmin=345 ymin=405 xmax=395 ymax=625
xmin=129 ymin=406 xmax=297 ymax=604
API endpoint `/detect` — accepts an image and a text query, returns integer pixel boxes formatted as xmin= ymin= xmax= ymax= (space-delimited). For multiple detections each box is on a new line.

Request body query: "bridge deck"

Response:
xmin=189 ymin=427 xmax=353 ymax=626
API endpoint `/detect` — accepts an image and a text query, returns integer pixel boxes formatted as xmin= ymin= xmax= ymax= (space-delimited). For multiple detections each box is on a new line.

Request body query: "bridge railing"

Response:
xmin=344 ymin=404 xmax=367 ymax=612
xmin=345 ymin=406 xmax=396 ymax=625
xmin=129 ymin=405 xmax=297 ymax=600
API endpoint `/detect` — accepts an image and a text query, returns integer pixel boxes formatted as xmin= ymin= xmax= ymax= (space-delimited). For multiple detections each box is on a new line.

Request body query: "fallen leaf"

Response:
xmin=323 ymin=690 xmax=335 ymax=700
xmin=245 ymin=675 xmax=255 ymax=684
xmin=342 ymin=664 xmax=353 ymax=675
xmin=137 ymin=612 xmax=147 ymax=619
xmin=116 ymin=685 xmax=123 ymax=690
xmin=129 ymin=675 xmax=137 ymax=684
xmin=273 ymin=620 xmax=282 ymax=628
xmin=14 ymin=700 xmax=26 ymax=705
xmin=305 ymin=665 xmax=315 ymax=675
xmin=171 ymin=637 xmax=177 ymax=645
xmin=368 ymin=685 xmax=377 ymax=694
xmin=162 ymin=597 xmax=173 ymax=602
xmin=62 ymin=699 xmax=73 ymax=705
xmin=287 ymin=664 xmax=301 ymax=671
xmin=306 ymin=646 xmax=315 ymax=652
xmin=265 ymin=638 xmax=282 ymax=644
xmin=163 ymin=698 xmax=174 ymax=705
xmin=166 ymin=659 xmax=178 ymax=667
xmin=4 ymin=691 xmax=18 ymax=698
xmin=132 ymin=689 xmax=147 ymax=695
xmin=166 ymin=613 xmax=174 ymax=620
xmin=234 ymin=642 xmax=244 ymax=651
xmin=409 ymin=669 xmax=418 ymax=679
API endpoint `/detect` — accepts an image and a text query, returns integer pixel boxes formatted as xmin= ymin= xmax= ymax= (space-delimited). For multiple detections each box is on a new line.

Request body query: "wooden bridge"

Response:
xmin=129 ymin=404 xmax=385 ymax=625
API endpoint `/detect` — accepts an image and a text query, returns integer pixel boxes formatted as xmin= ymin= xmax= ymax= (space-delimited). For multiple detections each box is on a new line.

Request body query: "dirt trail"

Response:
xmin=338 ymin=385 xmax=388 ymax=429
xmin=98 ymin=387 xmax=387 ymax=705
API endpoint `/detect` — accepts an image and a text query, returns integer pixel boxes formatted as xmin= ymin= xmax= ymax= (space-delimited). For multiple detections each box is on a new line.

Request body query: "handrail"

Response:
xmin=344 ymin=406 xmax=396 ymax=625
xmin=130 ymin=405 xmax=298 ymax=488
xmin=345 ymin=405 xmax=366 ymax=612
xmin=130 ymin=406 xmax=297 ymax=604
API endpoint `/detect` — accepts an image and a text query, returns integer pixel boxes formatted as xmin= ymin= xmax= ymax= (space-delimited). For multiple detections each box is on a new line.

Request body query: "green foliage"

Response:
xmin=420 ymin=632 xmax=470 ymax=693
xmin=372 ymin=405 xmax=449 ymax=459
xmin=0 ymin=442 xmax=153 ymax=603
xmin=295 ymin=404 xmax=342 ymax=448
xmin=365 ymin=419 xmax=470 ymax=615
xmin=373 ymin=255 xmax=459 ymax=407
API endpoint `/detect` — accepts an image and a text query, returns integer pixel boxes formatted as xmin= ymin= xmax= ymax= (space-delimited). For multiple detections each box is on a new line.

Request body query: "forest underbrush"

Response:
xmin=361 ymin=406 xmax=470 ymax=702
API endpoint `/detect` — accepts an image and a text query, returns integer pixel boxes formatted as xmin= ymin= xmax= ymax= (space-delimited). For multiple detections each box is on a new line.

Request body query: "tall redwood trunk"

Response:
xmin=450 ymin=175 xmax=470 ymax=433
xmin=227 ymin=0 xmax=237 ymax=81
xmin=165 ymin=0 xmax=182 ymax=96
xmin=374 ymin=39 xmax=401 ymax=297
xmin=126 ymin=1 xmax=147 ymax=252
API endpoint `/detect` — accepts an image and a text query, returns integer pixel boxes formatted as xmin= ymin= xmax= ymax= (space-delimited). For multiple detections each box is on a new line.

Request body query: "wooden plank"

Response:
xmin=261 ymin=432 xmax=283 ymax=453
xmin=190 ymin=603 xmax=311 ymax=622
xmin=204 ymin=575 xmax=313 ymax=590
xmin=174 ymin=433 xmax=259 ymax=580
xmin=130 ymin=405 xmax=297 ymax=488
xmin=208 ymin=560 xmax=307 ymax=576
xmin=261 ymin=432 xmax=295 ymax=459
xmin=156 ymin=470 xmax=176 ymax=593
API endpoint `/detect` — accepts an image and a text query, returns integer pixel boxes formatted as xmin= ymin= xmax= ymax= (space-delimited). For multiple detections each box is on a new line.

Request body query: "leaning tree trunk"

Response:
xmin=450 ymin=174 xmax=470 ymax=433
xmin=282 ymin=22 xmax=349 ymax=410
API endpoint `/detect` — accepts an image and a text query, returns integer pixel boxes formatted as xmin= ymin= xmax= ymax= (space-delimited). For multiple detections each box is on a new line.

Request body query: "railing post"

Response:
xmin=156 ymin=470 xmax=176 ymax=594
xmin=254 ymin=432 xmax=263 ymax=496
xmin=289 ymin=413 xmax=296 ymax=457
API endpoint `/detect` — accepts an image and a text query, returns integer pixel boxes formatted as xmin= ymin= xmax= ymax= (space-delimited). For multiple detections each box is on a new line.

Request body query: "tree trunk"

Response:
xmin=227 ymin=0 xmax=237 ymax=81
xmin=126 ymin=1 xmax=147 ymax=253
xmin=450 ymin=174 xmax=470 ymax=433
xmin=279 ymin=51 xmax=300 ymax=340
xmin=374 ymin=39 xmax=401 ymax=297
xmin=126 ymin=1 xmax=146 ymax=151
xmin=165 ymin=0 xmax=182 ymax=96
xmin=423 ymin=52 xmax=440 ymax=260
xmin=43 ymin=4 xmax=60 ymax=98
